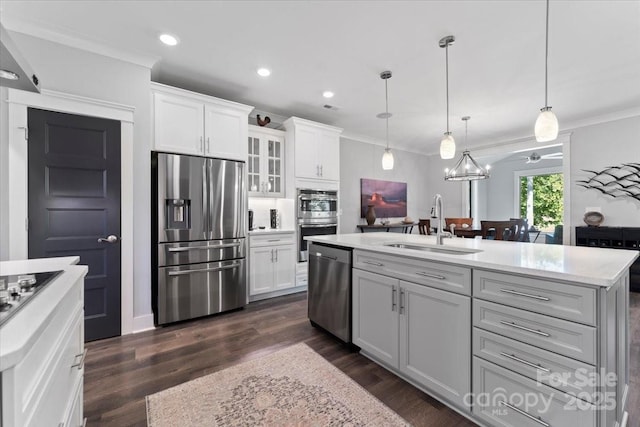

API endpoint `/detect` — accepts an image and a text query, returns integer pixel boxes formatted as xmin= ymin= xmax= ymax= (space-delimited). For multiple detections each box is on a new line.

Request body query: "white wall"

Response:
xmin=339 ymin=138 xmax=431 ymax=234
xmin=1 ymin=32 xmax=154 ymax=324
xmin=569 ymin=116 xmax=640 ymax=234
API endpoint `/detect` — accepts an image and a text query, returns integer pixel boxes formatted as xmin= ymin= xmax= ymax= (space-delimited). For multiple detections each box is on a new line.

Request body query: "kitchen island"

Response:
xmin=306 ymin=233 xmax=638 ymax=427
xmin=0 ymin=257 xmax=88 ymax=427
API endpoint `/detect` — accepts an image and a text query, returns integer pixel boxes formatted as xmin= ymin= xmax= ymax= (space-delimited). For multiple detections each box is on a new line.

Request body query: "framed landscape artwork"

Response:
xmin=360 ymin=178 xmax=407 ymax=218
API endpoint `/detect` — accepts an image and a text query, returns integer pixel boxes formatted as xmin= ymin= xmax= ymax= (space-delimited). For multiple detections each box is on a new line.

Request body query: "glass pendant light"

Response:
xmin=439 ymin=35 xmax=456 ymax=159
xmin=535 ymin=0 xmax=559 ymax=142
xmin=378 ymin=70 xmax=394 ymax=170
xmin=444 ymin=116 xmax=490 ymax=181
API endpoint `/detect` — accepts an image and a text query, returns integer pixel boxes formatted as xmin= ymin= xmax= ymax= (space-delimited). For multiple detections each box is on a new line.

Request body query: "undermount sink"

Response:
xmin=383 ymin=242 xmax=483 ymax=255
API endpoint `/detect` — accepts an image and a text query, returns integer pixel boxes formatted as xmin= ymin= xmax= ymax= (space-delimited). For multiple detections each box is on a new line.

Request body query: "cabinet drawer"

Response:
xmin=250 ymin=232 xmax=295 ymax=247
xmin=473 ymin=357 xmax=595 ymax=427
xmin=473 ymin=328 xmax=596 ymax=400
xmin=473 ymin=299 xmax=596 ymax=364
xmin=474 ymin=270 xmax=596 ymax=325
xmin=353 ymin=250 xmax=471 ymax=295
xmin=27 ymin=308 xmax=84 ymax=426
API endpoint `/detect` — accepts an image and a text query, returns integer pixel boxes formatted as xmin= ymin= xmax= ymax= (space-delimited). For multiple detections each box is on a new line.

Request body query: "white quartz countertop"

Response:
xmin=248 ymin=228 xmax=295 ymax=235
xmin=306 ymin=233 xmax=639 ymax=287
xmin=0 ymin=257 xmax=87 ymax=370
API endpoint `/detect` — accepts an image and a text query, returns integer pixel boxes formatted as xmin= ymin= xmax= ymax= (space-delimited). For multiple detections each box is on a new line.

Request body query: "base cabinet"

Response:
xmin=249 ymin=232 xmax=296 ymax=298
xmin=352 ymin=268 xmax=471 ymax=409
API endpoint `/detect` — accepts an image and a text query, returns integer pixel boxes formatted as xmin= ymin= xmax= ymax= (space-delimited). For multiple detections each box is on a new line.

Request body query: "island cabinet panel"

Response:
xmin=473 ymin=357 xmax=596 ymax=427
xmin=352 ymin=252 xmax=471 ymax=412
xmin=353 ymin=250 xmax=471 ymax=295
xmin=352 ymin=269 xmax=399 ymax=367
xmin=473 ymin=270 xmax=597 ymax=325
xmin=399 ymin=280 xmax=471 ymax=409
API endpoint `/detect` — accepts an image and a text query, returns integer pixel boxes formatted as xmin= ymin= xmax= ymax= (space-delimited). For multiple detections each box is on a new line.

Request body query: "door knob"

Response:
xmin=98 ymin=235 xmax=120 ymax=243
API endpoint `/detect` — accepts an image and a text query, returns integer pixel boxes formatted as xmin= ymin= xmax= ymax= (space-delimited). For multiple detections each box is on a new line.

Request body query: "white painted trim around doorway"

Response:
xmin=4 ymin=88 xmax=135 ymax=335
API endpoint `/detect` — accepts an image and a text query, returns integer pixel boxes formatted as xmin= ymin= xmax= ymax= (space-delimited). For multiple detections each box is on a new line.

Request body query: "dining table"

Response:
xmin=452 ymin=228 xmax=483 ymax=238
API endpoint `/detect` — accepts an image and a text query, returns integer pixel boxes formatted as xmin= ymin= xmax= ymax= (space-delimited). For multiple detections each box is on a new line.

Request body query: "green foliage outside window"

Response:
xmin=519 ymin=173 xmax=564 ymax=229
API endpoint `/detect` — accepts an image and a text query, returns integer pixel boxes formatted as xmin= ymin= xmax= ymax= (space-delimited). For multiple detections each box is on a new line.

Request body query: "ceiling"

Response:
xmin=2 ymin=1 xmax=639 ymax=155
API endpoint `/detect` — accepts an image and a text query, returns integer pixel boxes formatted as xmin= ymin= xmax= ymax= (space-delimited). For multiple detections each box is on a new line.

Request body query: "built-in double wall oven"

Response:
xmin=297 ymin=189 xmax=338 ymax=262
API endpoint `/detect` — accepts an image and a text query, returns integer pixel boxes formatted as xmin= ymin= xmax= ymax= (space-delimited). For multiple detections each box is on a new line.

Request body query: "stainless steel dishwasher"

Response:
xmin=308 ymin=242 xmax=352 ymax=343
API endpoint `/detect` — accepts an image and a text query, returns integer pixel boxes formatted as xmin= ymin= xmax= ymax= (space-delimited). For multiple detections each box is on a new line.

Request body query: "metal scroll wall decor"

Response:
xmin=576 ymin=163 xmax=640 ymax=202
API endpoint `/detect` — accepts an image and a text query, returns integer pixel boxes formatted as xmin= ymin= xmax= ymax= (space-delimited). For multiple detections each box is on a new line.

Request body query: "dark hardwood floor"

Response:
xmin=85 ymin=292 xmax=640 ymax=427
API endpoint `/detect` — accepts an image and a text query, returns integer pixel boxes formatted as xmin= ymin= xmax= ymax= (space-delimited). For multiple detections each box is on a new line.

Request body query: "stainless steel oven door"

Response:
xmin=157 ymin=259 xmax=246 ymax=325
xmin=298 ymin=223 xmax=338 ymax=262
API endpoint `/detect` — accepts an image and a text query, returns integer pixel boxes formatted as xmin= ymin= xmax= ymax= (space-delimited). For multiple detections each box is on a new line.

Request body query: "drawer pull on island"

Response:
xmin=415 ymin=271 xmax=446 ymax=280
xmin=71 ymin=348 xmax=88 ymax=370
xmin=391 ymin=286 xmax=397 ymax=311
xmin=499 ymin=401 xmax=550 ymax=427
xmin=500 ymin=320 xmax=551 ymax=337
xmin=363 ymin=260 xmax=383 ymax=266
xmin=499 ymin=352 xmax=550 ymax=373
xmin=500 ymin=288 xmax=550 ymax=301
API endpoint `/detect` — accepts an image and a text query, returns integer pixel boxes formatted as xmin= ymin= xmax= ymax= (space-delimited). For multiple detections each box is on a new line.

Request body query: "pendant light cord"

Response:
xmin=445 ymin=43 xmax=450 ymax=132
xmin=385 ymin=78 xmax=389 ymax=149
xmin=544 ymin=0 xmax=550 ymax=107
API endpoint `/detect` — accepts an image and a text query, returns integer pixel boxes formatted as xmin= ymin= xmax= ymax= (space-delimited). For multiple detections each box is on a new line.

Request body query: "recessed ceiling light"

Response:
xmin=257 ymin=68 xmax=271 ymax=77
xmin=322 ymin=91 xmax=334 ymax=98
xmin=0 ymin=69 xmax=20 ymax=80
xmin=159 ymin=34 xmax=179 ymax=46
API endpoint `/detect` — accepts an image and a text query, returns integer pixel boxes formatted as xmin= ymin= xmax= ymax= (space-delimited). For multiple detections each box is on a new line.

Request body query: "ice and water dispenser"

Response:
xmin=166 ymin=199 xmax=191 ymax=229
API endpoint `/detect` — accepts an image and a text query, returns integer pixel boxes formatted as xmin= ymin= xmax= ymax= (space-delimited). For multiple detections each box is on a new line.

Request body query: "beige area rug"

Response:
xmin=146 ymin=343 xmax=409 ymax=426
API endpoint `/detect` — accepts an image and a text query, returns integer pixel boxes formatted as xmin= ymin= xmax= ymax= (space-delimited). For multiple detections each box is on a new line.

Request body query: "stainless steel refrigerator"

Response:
xmin=151 ymin=152 xmax=246 ymax=325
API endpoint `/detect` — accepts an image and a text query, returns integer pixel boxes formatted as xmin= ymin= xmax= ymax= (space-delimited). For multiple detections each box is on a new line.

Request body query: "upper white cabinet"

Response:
xmin=152 ymin=83 xmax=253 ymax=161
xmin=248 ymin=125 xmax=285 ymax=197
xmin=283 ymin=117 xmax=342 ymax=183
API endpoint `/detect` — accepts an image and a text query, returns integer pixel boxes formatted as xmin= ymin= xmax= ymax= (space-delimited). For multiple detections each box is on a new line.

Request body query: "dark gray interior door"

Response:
xmin=28 ymin=107 xmax=121 ymax=341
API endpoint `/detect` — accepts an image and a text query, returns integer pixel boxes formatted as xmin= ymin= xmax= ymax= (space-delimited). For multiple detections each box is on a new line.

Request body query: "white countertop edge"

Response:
xmin=306 ymin=234 xmax=639 ymax=288
xmin=249 ymin=229 xmax=295 ymax=235
xmin=0 ymin=256 xmax=79 ymax=275
xmin=0 ymin=262 xmax=88 ymax=370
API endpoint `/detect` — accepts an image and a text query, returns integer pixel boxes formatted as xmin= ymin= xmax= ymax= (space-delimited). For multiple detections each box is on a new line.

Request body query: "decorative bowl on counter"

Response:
xmin=583 ymin=211 xmax=604 ymax=226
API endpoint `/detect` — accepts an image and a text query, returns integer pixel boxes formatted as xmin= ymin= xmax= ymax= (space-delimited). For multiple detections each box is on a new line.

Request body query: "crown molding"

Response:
xmin=2 ymin=16 xmax=159 ymax=69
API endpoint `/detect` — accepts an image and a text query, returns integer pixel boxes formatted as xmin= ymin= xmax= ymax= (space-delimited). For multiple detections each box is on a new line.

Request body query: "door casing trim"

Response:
xmin=5 ymin=87 xmax=135 ymax=335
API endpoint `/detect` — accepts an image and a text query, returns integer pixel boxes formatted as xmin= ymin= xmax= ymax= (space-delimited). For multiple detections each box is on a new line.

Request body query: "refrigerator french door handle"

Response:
xmin=168 ymin=242 xmax=242 ymax=252
xmin=168 ymin=262 xmax=241 ymax=276
xmin=207 ymin=159 xmax=215 ymax=239
xmin=202 ymin=160 xmax=208 ymax=236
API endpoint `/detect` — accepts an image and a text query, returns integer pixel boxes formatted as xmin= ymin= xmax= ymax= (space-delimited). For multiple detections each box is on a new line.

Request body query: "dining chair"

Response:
xmin=445 ymin=217 xmax=473 ymax=230
xmin=481 ymin=220 xmax=520 ymax=241
xmin=418 ymin=219 xmax=431 ymax=235
xmin=510 ymin=218 xmax=530 ymax=242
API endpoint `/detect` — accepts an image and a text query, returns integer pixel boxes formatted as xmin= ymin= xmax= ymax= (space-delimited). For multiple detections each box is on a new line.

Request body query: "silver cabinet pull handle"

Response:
xmin=391 ymin=286 xmax=397 ymax=311
xmin=362 ymin=260 xmax=383 ymax=266
xmin=415 ymin=271 xmax=446 ymax=280
xmin=399 ymin=288 xmax=405 ymax=314
xmin=316 ymin=165 xmax=320 ymax=176
xmin=500 ymin=352 xmax=550 ymax=373
xmin=320 ymin=165 xmax=323 ymax=176
xmin=499 ymin=401 xmax=550 ymax=427
xmin=207 ymin=137 xmax=211 ymax=153
xmin=71 ymin=348 xmax=88 ymax=370
xmin=500 ymin=289 xmax=550 ymax=301
xmin=500 ymin=321 xmax=551 ymax=337
xmin=168 ymin=242 xmax=241 ymax=252
xmin=271 ymin=249 xmax=274 ymax=263
xmin=168 ymin=263 xmax=241 ymax=276
xmin=267 ymin=239 xmax=280 ymax=242
xmin=275 ymin=248 xmax=278 ymax=262
xmin=200 ymin=136 xmax=204 ymax=153
xmin=98 ymin=235 xmax=120 ymax=243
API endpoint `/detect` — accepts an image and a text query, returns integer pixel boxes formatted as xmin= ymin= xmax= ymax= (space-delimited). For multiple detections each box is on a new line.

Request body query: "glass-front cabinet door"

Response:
xmin=248 ymin=125 xmax=285 ymax=198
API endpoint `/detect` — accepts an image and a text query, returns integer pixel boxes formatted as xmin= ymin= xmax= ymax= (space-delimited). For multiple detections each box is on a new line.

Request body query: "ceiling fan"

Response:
xmin=522 ymin=151 xmax=563 ymax=164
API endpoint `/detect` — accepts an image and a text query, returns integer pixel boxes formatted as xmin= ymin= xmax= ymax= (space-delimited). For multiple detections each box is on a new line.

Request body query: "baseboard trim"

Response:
xmin=132 ymin=314 xmax=155 ymax=334
xmin=249 ymin=286 xmax=307 ymax=302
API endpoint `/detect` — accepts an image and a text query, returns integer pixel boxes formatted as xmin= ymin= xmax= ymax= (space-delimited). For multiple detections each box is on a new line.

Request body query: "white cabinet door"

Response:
xmin=154 ymin=92 xmax=204 ymax=155
xmin=352 ymin=269 xmax=399 ymax=368
xmin=318 ymin=130 xmax=340 ymax=181
xmin=399 ymin=280 xmax=471 ymax=409
xmin=249 ymin=246 xmax=275 ymax=295
xmin=294 ymin=126 xmax=320 ymax=179
xmin=273 ymin=244 xmax=295 ymax=290
xmin=204 ymin=104 xmax=247 ymax=161
xmin=247 ymin=127 xmax=285 ymax=197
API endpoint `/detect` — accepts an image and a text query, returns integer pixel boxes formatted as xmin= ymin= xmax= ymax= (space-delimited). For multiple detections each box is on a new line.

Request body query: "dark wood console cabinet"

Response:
xmin=576 ymin=226 xmax=640 ymax=292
